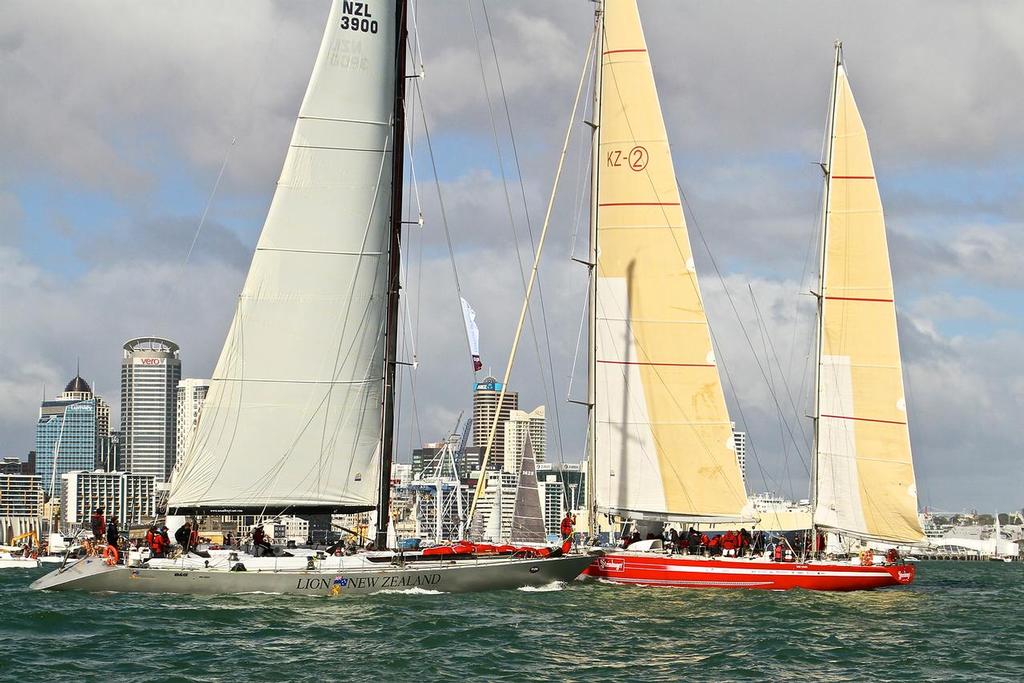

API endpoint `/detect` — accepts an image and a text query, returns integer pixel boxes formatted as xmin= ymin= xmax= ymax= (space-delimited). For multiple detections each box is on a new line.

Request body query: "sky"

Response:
xmin=1 ymin=1 xmax=1021 ymax=512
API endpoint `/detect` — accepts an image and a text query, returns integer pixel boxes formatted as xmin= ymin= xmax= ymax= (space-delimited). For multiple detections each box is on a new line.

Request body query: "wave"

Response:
xmin=518 ymin=581 xmax=566 ymax=592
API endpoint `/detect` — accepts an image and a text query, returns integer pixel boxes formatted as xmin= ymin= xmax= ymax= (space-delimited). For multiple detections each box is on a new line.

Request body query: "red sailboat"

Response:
xmin=580 ymin=1 xmax=923 ymax=591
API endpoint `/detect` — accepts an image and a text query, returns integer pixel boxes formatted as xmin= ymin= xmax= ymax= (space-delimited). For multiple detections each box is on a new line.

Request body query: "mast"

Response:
xmin=810 ymin=42 xmax=843 ymax=543
xmin=375 ymin=0 xmax=409 ymax=549
xmin=586 ymin=0 xmax=604 ymax=538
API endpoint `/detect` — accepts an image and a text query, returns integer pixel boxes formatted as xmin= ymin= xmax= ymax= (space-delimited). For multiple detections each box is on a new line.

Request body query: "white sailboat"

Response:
xmin=32 ymin=0 xmax=592 ymax=595
xmin=582 ymin=0 xmax=921 ymax=590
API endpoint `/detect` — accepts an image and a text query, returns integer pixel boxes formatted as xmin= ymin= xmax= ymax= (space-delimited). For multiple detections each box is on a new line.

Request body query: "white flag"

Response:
xmin=460 ymin=297 xmax=482 ymax=372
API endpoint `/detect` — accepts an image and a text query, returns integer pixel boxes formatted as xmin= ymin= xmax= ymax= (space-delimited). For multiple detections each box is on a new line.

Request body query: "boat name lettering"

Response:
xmin=340 ymin=2 xmax=378 ymax=35
xmin=604 ymin=146 xmax=649 ymax=172
xmin=378 ymin=573 xmax=442 ymax=589
xmin=174 ymin=572 xmax=188 ymax=577
xmin=295 ymin=573 xmax=442 ymax=592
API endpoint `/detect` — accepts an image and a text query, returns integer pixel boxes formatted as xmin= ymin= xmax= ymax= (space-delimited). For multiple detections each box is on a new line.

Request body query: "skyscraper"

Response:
xmin=471 ymin=376 xmax=518 ymax=471
xmin=504 ymin=405 xmax=546 ymax=473
xmin=733 ymin=430 xmax=747 ymax=483
xmin=35 ymin=374 xmax=109 ymax=497
xmin=175 ymin=378 xmax=210 ymax=464
xmin=121 ymin=337 xmax=181 ymax=482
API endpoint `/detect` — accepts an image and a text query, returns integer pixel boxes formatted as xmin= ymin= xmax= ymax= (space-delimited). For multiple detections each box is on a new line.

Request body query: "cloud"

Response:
xmin=1 ymin=1 xmax=1021 ymax=510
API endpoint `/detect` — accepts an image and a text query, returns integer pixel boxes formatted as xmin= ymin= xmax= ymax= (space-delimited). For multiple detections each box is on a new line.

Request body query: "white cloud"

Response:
xmin=1 ymin=0 xmax=1021 ymax=510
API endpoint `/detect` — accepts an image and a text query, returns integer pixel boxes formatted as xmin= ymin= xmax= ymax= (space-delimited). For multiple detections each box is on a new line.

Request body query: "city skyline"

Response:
xmin=1 ymin=2 xmax=1021 ymax=511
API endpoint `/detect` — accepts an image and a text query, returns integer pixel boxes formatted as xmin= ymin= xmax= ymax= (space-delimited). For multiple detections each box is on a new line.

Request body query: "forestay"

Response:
xmin=170 ymin=0 xmax=398 ymax=513
xmin=814 ymin=62 xmax=925 ymax=543
xmin=592 ymin=0 xmax=748 ymax=521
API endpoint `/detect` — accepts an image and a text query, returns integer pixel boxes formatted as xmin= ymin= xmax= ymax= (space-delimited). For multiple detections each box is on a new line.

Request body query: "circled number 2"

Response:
xmin=629 ymin=146 xmax=649 ymax=172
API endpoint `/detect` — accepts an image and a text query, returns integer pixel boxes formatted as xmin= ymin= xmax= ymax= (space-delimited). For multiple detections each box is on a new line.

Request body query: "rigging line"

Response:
xmin=566 ymin=270 xmax=591 ymax=402
xmin=480 ymin=0 xmax=570 ymax=468
xmin=466 ymin=0 xmax=556 ymax=455
xmin=179 ymin=137 xmax=236 ymax=275
xmin=680 ymin=181 xmax=811 ymax=473
xmin=748 ymin=285 xmax=799 ymax=498
xmin=467 ymin=25 xmax=596 ymax=524
xmin=412 ymin=76 xmax=474 ymax=369
xmin=748 ymin=283 xmax=813 ymax=462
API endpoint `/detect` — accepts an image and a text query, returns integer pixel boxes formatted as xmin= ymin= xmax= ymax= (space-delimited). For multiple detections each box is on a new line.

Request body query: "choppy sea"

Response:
xmin=0 ymin=560 xmax=1021 ymax=682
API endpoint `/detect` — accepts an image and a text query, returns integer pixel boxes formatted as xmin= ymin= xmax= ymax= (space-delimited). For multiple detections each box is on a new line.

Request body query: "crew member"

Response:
xmin=687 ymin=529 xmax=701 ymax=555
xmin=90 ymin=508 xmax=106 ymax=540
xmin=252 ymin=525 xmax=274 ymax=557
xmin=106 ymin=518 xmax=119 ymax=552
xmin=559 ymin=511 xmax=576 ymax=553
xmin=175 ymin=521 xmax=193 ymax=553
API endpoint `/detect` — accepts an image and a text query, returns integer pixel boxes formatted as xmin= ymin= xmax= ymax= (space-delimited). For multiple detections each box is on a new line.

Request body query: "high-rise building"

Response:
xmin=536 ymin=462 xmax=586 ymax=536
xmin=97 ymin=431 xmax=123 ymax=472
xmin=175 ymin=379 xmax=210 ymax=463
xmin=472 ymin=469 xmax=519 ymax=542
xmin=60 ymin=470 xmax=157 ymax=528
xmin=504 ymin=405 xmax=546 ymax=473
xmin=121 ymin=338 xmax=181 ymax=482
xmin=471 ymin=377 xmax=518 ymax=471
xmin=733 ymin=430 xmax=747 ymax=483
xmin=35 ymin=374 xmax=109 ymax=497
xmin=0 ymin=473 xmax=44 ymax=542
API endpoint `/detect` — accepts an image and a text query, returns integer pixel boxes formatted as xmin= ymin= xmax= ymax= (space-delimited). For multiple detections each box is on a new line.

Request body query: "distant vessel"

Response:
xmin=582 ymin=0 xmax=920 ymax=590
xmin=33 ymin=0 xmax=592 ymax=595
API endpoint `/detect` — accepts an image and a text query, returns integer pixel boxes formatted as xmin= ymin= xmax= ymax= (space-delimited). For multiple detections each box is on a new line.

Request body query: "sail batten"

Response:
xmin=169 ymin=1 xmax=399 ymax=512
xmin=591 ymin=0 xmax=748 ymax=521
xmin=813 ymin=59 xmax=924 ymax=543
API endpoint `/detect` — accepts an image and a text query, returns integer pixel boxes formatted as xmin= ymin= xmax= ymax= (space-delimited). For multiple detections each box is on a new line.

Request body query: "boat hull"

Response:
xmin=583 ymin=553 xmax=915 ymax=591
xmin=31 ymin=554 xmax=595 ymax=595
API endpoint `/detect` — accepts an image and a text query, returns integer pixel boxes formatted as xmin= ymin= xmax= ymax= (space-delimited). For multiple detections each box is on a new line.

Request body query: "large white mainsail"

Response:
xmin=170 ymin=1 xmax=399 ymax=513
xmin=591 ymin=0 xmax=748 ymax=521
xmin=813 ymin=47 xmax=924 ymax=543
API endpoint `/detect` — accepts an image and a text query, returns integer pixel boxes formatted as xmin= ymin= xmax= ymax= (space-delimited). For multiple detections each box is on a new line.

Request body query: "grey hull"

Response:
xmin=30 ymin=554 xmax=596 ymax=596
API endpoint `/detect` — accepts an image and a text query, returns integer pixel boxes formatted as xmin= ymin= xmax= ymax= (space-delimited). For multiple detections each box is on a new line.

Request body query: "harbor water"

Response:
xmin=1 ymin=561 xmax=1020 ymax=681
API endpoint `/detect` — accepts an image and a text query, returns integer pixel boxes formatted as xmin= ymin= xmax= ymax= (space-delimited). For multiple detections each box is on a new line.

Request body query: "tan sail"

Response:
xmin=592 ymin=0 xmax=747 ymax=520
xmin=814 ymin=59 xmax=925 ymax=543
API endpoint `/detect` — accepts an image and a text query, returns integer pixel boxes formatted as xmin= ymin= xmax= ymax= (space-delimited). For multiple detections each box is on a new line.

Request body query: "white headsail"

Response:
xmin=170 ymin=0 xmax=398 ymax=513
xmin=813 ymin=49 xmax=925 ymax=543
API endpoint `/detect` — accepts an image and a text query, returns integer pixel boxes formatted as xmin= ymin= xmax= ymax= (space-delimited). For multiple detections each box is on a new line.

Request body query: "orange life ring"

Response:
xmin=102 ymin=544 xmax=120 ymax=566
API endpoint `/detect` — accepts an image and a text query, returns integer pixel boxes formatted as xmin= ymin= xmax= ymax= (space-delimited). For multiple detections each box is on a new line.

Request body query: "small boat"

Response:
xmin=32 ymin=0 xmax=593 ymax=595
xmin=579 ymin=1 xmax=922 ymax=590
xmin=0 ymin=552 xmax=40 ymax=570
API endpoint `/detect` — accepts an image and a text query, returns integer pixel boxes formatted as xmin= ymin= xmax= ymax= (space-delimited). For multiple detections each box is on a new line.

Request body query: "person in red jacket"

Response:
xmin=559 ymin=511 xmax=575 ymax=553
xmin=721 ymin=530 xmax=738 ymax=557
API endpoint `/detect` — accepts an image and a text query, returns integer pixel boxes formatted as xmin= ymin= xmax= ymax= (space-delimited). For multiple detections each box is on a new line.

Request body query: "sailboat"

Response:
xmin=581 ymin=0 xmax=921 ymax=590
xmin=32 ymin=0 xmax=592 ymax=595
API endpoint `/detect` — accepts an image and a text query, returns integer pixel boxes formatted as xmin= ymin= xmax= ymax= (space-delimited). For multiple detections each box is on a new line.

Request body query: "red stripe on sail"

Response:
xmin=831 ymin=175 xmax=875 ymax=179
xmin=598 ymin=202 xmax=681 ymax=207
xmin=820 ymin=413 xmax=906 ymax=426
xmin=597 ymin=360 xmax=714 ymax=368
xmin=825 ymin=296 xmax=894 ymax=303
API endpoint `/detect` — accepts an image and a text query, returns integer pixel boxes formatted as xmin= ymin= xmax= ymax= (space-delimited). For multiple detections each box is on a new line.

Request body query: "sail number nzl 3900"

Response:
xmin=340 ymin=2 xmax=378 ymax=34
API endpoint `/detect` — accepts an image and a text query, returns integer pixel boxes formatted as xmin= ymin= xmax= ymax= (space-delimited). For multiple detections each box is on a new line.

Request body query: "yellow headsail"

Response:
xmin=814 ymin=53 xmax=925 ymax=543
xmin=592 ymin=0 xmax=748 ymax=520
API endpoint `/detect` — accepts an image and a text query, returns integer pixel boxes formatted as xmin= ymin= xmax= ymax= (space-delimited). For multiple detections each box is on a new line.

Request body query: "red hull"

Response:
xmin=584 ymin=553 xmax=915 ymax=591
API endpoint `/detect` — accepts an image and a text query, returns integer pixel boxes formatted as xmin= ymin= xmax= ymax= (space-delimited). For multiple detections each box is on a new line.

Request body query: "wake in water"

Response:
xmin=372 ymin=587 xmax=446 ymax=595
xmin=517 ymin=581 xmax=566 ymax=592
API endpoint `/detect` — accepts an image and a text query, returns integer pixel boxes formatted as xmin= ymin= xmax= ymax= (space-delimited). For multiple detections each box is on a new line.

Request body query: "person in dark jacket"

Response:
xmin=175 ymin=522 xmax=193 ymax=552
xmin=252 ymin=525 xmax=275 ymax=557
xmin=105 ymin=518 xmax=119 ymax=549
xmin=90 ymin=508 xmax=106 ymax=540
xmin=687 ymin=529 xmax=701 ymax=555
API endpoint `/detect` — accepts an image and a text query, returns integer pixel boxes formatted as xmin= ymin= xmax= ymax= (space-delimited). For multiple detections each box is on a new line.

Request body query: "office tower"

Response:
xmin=121 ymin=338 xmax=181 ymax=482
xmin=470 ymin=376 xmax=518 ymax=471
xmin=35 ymin=373 xmax=105 ymax=497
xmin=733 ymin=430 xmax=747 ymax=483
xmin=504 ymin=405 xmax=546 ymax=473
xmin=175 ymin=379 xmax=210 ymax=463
xmin=0 ymin=473 xmax=44 ymax=542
